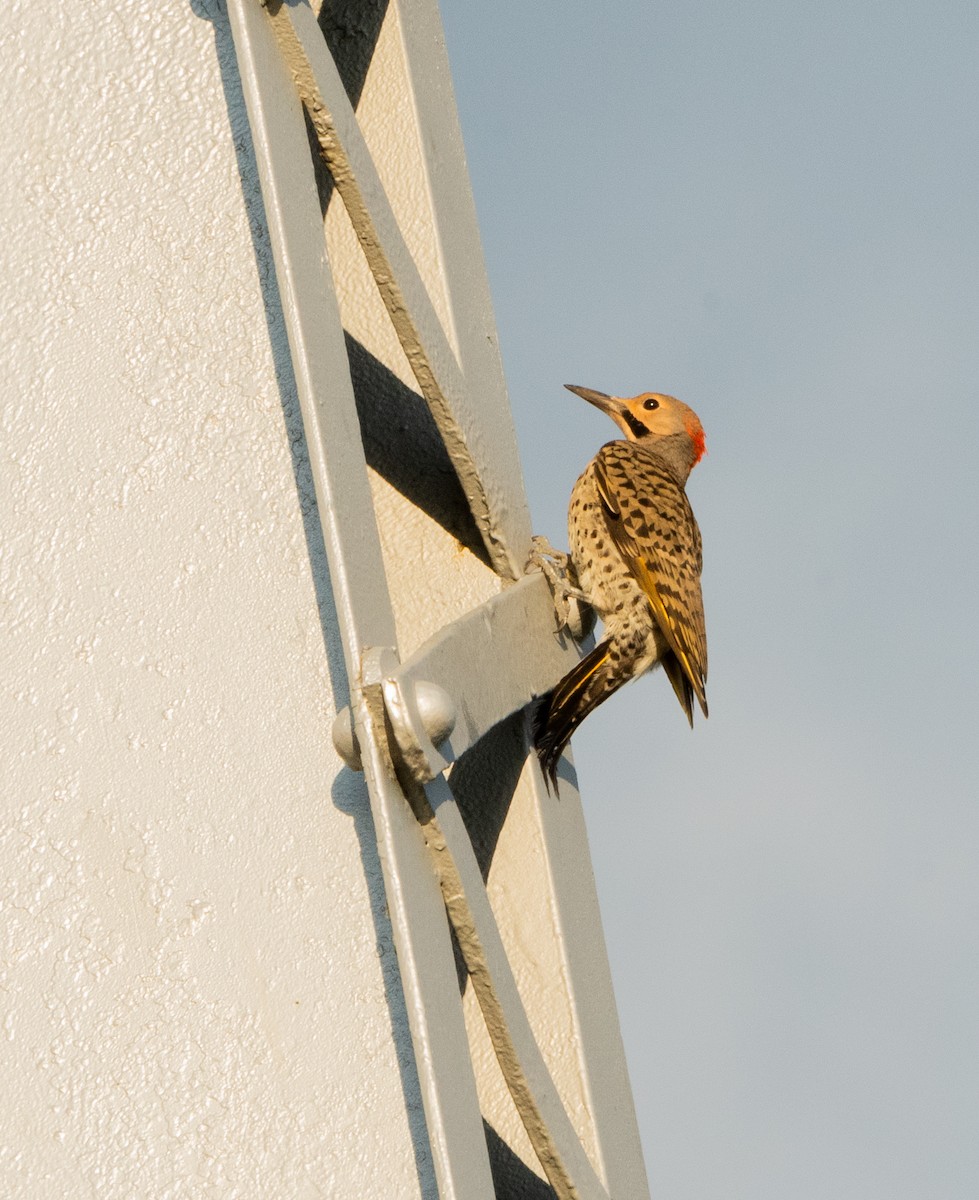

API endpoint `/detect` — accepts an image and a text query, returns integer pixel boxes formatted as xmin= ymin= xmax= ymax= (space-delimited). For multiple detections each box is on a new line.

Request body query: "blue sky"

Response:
xmin=442 ymin=3 xmax=979 ymax=1196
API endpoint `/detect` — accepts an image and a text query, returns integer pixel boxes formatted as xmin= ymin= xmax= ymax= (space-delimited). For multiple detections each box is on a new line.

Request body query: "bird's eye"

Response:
xmin=642 ymin=397 xmax=660 ymax=411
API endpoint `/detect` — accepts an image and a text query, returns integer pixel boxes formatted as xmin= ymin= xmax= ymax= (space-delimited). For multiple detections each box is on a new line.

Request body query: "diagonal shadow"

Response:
xmin=345 ymin=333 xmax=490 ymax=563
xmin=318 ymin=0 xmax=390 ymax=108
xmin=442 ymin=712 xmax=530 ymax=1000
xmin=484 ymin=1120 xmax=557 ymax=1199
xmin=449 ymin=711 xmax=528 ymax=883
xmin=307 ymin=0 xmax=391 ymax=214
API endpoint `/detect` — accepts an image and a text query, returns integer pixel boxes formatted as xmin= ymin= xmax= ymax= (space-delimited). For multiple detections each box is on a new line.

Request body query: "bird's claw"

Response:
xmin=527 ymin=535 xmax=595 ymax=640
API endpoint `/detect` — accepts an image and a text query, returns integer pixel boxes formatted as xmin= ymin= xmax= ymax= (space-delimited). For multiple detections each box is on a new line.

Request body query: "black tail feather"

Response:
xmin=533 ymin=641 xmax=614 ymax=791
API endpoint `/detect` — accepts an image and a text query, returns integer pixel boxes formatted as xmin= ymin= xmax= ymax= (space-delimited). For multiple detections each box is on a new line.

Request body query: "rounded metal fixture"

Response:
xmin=331 ymin=706 xmax=362 ymax=771
xmin=412 ymin=680 xmax=457 ymax=748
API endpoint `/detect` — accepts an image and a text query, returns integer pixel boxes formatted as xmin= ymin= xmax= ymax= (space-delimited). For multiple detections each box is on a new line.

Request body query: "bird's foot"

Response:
xmin=527 ymin=535 xmax=595 ymax=641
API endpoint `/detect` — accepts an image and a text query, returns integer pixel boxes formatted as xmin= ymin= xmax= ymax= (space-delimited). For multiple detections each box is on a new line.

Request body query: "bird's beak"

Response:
xmin=564 ymin=384 xmax=622 ymax=418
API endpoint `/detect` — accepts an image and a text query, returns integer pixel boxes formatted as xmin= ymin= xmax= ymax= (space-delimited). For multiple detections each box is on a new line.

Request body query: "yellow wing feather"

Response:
xmin=593 ymin=445 xmax=708 ymax=716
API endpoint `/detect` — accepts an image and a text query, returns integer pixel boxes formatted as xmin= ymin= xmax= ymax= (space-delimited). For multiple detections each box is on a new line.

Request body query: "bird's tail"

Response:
xmin=533 ymin=640 xmax=619 ymax=791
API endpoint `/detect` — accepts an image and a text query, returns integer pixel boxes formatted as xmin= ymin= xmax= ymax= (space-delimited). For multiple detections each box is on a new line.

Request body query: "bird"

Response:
xmin=533 ymin=384 xmax=708 ymax=789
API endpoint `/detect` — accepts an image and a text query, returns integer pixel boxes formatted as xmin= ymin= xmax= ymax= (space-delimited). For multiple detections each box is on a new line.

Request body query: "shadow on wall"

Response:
xmin=345 ymin=333 xmax=490 ymax=564
xmin=485 ymin=1121 xmax=556 ymax=1199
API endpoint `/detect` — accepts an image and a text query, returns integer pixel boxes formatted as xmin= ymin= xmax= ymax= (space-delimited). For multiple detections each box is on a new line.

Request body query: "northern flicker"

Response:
xmin=533 ymin=385 xmax=708 ymax=788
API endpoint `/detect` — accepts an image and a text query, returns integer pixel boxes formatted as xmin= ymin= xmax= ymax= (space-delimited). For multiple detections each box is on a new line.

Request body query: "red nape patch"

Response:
xmin=686 ymin=419 xmax=707 ymax=465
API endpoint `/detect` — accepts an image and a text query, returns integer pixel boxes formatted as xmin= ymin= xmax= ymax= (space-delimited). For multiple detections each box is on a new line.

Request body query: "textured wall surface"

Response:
xmin=0 ymin=3 xmax=430 ymax=1195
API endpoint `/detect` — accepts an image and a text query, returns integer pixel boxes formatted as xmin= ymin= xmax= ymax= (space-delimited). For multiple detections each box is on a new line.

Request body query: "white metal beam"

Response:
xmin=227 ymin=4 xmax=496 ymax=1196
xmin=266 ymin=0 xmax=532 ymax=581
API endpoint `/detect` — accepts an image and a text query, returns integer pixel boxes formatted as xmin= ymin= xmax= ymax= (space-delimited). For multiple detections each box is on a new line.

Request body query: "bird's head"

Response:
xmin=564 ymin=385 xmax=706 ymax=469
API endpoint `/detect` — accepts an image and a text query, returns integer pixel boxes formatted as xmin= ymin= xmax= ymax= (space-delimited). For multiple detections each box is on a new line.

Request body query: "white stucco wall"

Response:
xmin=1 ymin=3 xmax=434 ymax=1195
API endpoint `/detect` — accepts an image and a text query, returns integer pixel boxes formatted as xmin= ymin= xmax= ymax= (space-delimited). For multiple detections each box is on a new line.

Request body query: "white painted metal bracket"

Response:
xmin=383 ymin=572 xmax=584 ymax=782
